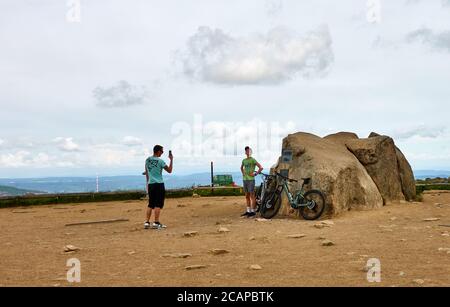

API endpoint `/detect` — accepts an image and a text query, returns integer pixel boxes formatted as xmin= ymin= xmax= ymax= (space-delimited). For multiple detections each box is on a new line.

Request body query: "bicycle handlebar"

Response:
xmin=275 ymin=172 xmax=298 ymax=183
xmin=258 ymin=172 xmax=298 ymax=182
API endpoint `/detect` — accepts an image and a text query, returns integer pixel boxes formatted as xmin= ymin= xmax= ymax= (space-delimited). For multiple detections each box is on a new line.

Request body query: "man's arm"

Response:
xmin=144 ymin=164 xmax=149 ymax=193
xmin=240 ymin=163 xmax=245 ymax=176
xmin=164 ymin=153 xmax=173 ymax=174
xmin=255 ymin=162 xmax=264 ymax=176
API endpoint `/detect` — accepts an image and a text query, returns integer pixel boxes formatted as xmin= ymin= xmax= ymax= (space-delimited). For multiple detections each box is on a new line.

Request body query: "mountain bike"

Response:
xmin=256 ymin=172 xmax=326 ymax=220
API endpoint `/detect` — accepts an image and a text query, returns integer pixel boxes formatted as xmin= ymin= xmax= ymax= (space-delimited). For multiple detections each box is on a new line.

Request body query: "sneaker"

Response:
xmin=247 ymin=212 xmax=256 ymax=219
xmin=241 ymin=211 xmax=250 ymax=217
xmin=144 ymin=221 xmax=151 ymax=229
xmin=152 ymin=222 xmax=167 ymax=230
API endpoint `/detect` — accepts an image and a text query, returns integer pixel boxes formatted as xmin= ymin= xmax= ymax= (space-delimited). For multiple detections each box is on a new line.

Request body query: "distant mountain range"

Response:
xmin=0 ymin=172 xmax=260 ymax=196
xmin=413 ymin=170 xmax=450 ymax=179
xmin=0 ymin=185 xmax=44 ymax=197
xmin=0 ymin=170 xmax=448 ymax=196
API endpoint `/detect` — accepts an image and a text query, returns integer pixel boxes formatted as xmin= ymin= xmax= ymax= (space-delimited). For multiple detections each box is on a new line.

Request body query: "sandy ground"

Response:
xmin=0 ymin=191 xmax=449 ymax=287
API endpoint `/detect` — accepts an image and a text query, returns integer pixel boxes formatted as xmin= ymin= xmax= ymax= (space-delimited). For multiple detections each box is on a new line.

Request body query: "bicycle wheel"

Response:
xmin=255 ymin=184 xmax=263 ymax=212
xmin=259 ymin=191 xmax=282 ymax=219
xmin=299 ymin=190 xmax=326 ymax=220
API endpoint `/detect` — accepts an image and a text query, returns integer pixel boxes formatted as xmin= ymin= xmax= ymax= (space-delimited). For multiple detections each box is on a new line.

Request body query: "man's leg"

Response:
xmin=154 ymin=207 xmax=161 ymax=223
xmin=146 ymin=207 xmax=152 ymax=222
xmin=246 ymin=193 xmax=251 ymax=211
xmin=250 ymin=192 xmax=256 ymax=210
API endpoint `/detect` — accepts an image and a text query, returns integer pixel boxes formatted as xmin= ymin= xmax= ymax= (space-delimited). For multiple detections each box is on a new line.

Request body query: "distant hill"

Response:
xmin=414 ymin=170 xmax=450 ymax=179
xmin=0 ymin=172 xmax=260 ymax=194
xmin=3 ymin=169 xmax=448 ymax=195
xmin=0 ymin=185 xmax=45 ymax=197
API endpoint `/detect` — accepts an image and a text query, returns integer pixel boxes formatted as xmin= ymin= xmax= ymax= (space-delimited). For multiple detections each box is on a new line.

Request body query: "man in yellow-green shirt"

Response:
xmin=240 ymin=146 xmax=263 ymax=218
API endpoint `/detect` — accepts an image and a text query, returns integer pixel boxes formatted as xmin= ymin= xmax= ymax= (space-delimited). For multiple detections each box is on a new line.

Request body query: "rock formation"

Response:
xmin=271 ymin=131 xmax=416 ymax=217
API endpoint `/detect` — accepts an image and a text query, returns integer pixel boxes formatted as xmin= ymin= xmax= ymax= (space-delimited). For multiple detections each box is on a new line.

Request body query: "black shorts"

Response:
xmin=148 ymin=183 xmax=165 ymax=209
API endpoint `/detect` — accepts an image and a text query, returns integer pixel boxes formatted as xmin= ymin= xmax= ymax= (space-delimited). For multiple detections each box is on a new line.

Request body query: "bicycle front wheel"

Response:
xmin=259 ymin=191 xmax=282 ymax=219
xmin=299 ymin=190 xmax=326 ymax=220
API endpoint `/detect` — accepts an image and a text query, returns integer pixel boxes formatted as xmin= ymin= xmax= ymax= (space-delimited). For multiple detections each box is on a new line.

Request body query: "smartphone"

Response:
xmin=169 ymin=150 xmax=172 ymax=156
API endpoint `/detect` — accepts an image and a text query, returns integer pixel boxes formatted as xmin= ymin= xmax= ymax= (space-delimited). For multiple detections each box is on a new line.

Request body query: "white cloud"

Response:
xmin=392 ymin=125 xmax=447 ymax=140
xmin=0 ymin=151 xmax=51 ymax=168
xmin=407 ymin=27 xmax=450 ymax=52
xmin=178 ymin=25 xmax=334 ymax=85
xmin=54 ymin=137 xmax=80 ymax=152
xmin=0 ymin=138 xmax=4 ymax=147
xmin=122 ymin=136 xmax=143 ymax=146
xmin=265 ymin=0 xmax=283 ymax=17
xmin=93 ymin=80 xmax=149 ymax=108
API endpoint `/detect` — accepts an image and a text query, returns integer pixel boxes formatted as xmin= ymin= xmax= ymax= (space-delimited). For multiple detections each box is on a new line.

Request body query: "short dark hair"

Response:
xmin=153 ymin=145 xmax=163 ymax=154
xmin=245 ymin=146 xmax=250 ymax=151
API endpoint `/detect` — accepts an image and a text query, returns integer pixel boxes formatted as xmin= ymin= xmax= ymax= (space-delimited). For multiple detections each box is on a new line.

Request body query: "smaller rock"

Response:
xmin=63 ymin=245 xmax=80 ymax=253
xmin=287 ymin=234 xmax=306 ymax=239
xmin=314 ymin=220 xmax=334 ymax=228
xmin=192 ymin=193 xmax=201 ymax=198
xmin=390 ymin=217 xmax=397 ymax=221
xmin=210 ymin=249 xmax=230 ymax=255
xmin=423 ymin=218 xmax=440 ymax=222
xmin=183 ymin=231 xmax=199 ymax=237
xmin=162 ymin=253 xmax=192 ymax=258
xmin=412 ymin=279 xmax=424 ymax=285
xmin=437 ymin=247 xmax=450 ymax=252
xmin=249 ymin=264 xmax=262 ymax=270
xmin=80 ymin=209 xmax=86 ymax=213
xmin=256 ymin=218 xmax=270 ymax=222
xmin=185 ymin=265 xmax=207 ymax=270
xmin=399 ymin=271 xmax=405 ymax=277
xmin=218 ymin=227 xmax=230 ymax=233
xmin=321 ymin=240 xmax=335 ymax=246
xmin=127 ymin=251 xmax=136 ymax=255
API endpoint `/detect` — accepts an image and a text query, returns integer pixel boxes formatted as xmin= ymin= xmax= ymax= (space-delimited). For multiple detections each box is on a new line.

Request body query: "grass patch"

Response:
xmin=0 ymin=187 xmax=245 ymax=208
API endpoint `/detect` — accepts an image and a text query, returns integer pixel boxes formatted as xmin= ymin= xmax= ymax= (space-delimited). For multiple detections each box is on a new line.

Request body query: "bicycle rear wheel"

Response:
xmin=255 ymin=184 xmax=263 ymax=213
xmin=299 ymin=190 xmax=326 ymax=220
xmin=259 ymin=191 xmax=282 ymax=219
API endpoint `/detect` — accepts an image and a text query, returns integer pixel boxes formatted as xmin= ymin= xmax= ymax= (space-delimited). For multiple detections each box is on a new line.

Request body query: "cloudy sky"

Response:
xmin=1 ymin=0 xmax=450 ymax=178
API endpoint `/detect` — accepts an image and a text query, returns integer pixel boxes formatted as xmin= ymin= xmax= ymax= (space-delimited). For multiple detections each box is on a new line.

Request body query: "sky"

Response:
xmin=0 ymin=0 xmax=450 ymax=178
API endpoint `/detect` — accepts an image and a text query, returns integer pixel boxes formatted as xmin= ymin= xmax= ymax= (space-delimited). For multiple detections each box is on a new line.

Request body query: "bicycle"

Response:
xmin=255 ymin=172 xmax=326 ymax=220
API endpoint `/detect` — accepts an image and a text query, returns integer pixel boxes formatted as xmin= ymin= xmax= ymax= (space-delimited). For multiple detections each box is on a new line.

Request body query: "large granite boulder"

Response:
xmin=271 ymin=131 xmax=416 ymax=217
xmin=272 ymin=132 xmax=384 ymax=216
xmin=369 ymin=132 xmax=416 ymax=201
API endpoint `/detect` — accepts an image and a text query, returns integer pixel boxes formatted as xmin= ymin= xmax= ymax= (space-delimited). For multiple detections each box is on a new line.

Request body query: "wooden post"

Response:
xmin=211 ymin=161 xmax=214 ymax=188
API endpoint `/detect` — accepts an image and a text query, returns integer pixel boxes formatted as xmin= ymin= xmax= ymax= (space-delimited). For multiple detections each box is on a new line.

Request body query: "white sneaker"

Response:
xmin=152 ymin=222 xmax=167 ymax=230
xmin=144 ymin=221 xmax=151 ymax=229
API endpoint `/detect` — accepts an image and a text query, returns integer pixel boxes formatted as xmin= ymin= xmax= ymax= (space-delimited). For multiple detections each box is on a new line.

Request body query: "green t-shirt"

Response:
xmin=242 ymin=157 xmax=258 ymax=181
xmin=145 ymin=156 xmax=167 ymax=184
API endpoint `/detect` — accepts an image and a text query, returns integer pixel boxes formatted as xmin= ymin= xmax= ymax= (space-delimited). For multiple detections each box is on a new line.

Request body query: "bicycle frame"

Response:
xmin=258 ymin=173 xmax=311 ymax=210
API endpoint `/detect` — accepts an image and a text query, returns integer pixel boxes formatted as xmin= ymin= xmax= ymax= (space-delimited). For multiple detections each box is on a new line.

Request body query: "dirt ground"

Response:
xmin=1 ymin=191 xmax=449 ymax=287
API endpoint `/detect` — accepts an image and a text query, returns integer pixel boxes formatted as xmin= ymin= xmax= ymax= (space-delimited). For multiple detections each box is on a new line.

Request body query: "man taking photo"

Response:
xmin=144 ymin=145 xmax=173 ymax=229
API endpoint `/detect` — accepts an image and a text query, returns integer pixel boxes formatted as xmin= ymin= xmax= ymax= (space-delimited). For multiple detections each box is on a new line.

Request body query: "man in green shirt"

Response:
xmin=240 ymin=146 xmax=263 ymax=218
